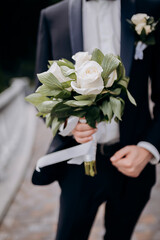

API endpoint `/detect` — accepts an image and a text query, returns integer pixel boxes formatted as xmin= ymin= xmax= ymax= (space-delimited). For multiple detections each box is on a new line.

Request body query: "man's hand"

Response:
xmin=72 ymin=121 xmax=97 ymax=144
xmin=110 ymin=145 xmax=153 ymax=178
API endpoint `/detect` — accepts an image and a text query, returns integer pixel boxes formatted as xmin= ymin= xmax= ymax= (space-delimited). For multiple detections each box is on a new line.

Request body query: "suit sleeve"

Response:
xmin=34 ymin=9 xmax=52 ymax=88
xmin=143 ymin=24 xmax=160 ymax=154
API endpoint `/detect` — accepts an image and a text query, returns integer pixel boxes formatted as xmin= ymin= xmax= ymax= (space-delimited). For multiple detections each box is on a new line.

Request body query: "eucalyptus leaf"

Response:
xmin=57 ymin=59 xmax=75 ymax=69
xmin=62 ymin=58 xmax=75 ymax=69
xmin=25 ymin=93 xmax=49 ymax=107
xmin=36 ymin=84 xmax=61 ymax=97
xmin=110 ymin=96 xmax=122 ymax=120
xmin=91 ymin=48 xmax=104 ymax=65
xmin=102 ymin=88 xmax=122 ymax=96
xmin=48 ymin=60 xmax=54 ymax=67
xmin=51 ymin=118 xmax=61 ymax=137
xmin=61 ymin=80 xmax=73 ymax=88
xmin=72 ymin=109 xmax=86 ymax=118
xmin=74 ymin=94 xmax=96 ymax=101
xmin=117 ymin=62 xmax=126 ymax=80
xmin=45 ymin=113 xmax=52 ymax=127
xmin=68 ymin=73 xmax=77 ymax=80
xmin=37 ymin=71 xmax=63 ymax=90
xmin=118 ymin=78 xmax=129 ymax=89
xmin=110 ymin=88 xmax=122 ymax=95
xmin=101 ymin=54 xmax=120 ymax=80
xmin=51 ymin=103 xmax=74 ymax=118
xmin=126 ymin=90 xmax=137 ymax=106
xmin=55 ymin=89 xmax=71 ymax=99
xmin=60 ymin=66 xmax=75 ymax=77
xmin=37 ymin=100 xmax=59 ymax=113
xmin=64 ymin=100 xmax=93 ymax=107
xmin=100 ymin=101 xmax=113 ymax=122
xmin=85 ymin=106 xmax=100 ymax=128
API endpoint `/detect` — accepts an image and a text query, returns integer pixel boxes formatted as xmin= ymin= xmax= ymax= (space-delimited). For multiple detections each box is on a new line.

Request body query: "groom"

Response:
xmin=32 ymin=0 xmax=160 ymax=239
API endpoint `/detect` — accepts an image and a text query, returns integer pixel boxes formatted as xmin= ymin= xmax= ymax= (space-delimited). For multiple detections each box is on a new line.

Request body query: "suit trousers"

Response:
xmin=55 ymin=145 xmax=155 ymax=240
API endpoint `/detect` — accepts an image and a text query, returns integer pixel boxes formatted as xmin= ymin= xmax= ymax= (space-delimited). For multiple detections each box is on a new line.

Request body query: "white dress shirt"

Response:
xmin=82 ymin=0 xmax=160 ymax=163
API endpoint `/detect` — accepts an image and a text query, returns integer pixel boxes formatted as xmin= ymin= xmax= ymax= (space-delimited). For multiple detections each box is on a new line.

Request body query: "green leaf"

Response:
xmin=36 ymin=84 xmax=61 ymax=97
xmin=48 ymin=60 xmax=54 ymax=67
xmin=140 ymin=28 xmax=147 ymax=42
xmin=74 ymin=94 xmax=96 ymax=101
xmin=102 ymin=88 xmax=122 ymax=96
xmin=101 ymin=54 xmax=120 ymax=80
xmin=68 ymin=73 xmax=77 ymax=80
xmin=126 ymin=90 xmax=137 ymax=106
xmin=72 ymin=109 xmax=86 ymax=118
xmin=85 ymin=106 xmax=100 ymax=128
xmin=116 ymin=61 xmax=126 ymax=80
xmin=51 ymin=102 xmax=73 ymax=118
xmin=45 ymin=113 xmax=52 ymax=127
xmin=55 ymin=89 xmax=71 ymax=99
xmin=57 ymin=59 xmax=75 ymax=69
xmin=110 ymin=88 xmax=122 ymax=95
xmin=100 ymin=101 xmax=113 ymax=122
xmin=61 ymin=80 xmax=73 ymax=88
xmin=36 ymin=112 xmax=47 ymax=118
xmin=25 ymin=93 xmax=49 ymax=107
xmin=145 ymin=34 xmax=156 ymax=45
xmin=91 ymin=48 xmax=104 ymax=65
xmin=118 ymin=78 xmax=129 ymax=89
xmin=114 ymin=116 xmax=119 ymax=123
xmin=37 ymin=71 xmax=63 ymax=90
xmin=51 ymin=118 xmax=61 ymax=137
xmin=64 ymin=100 xmax=93 ymax=107
xmin=126 ymin=19 xmax=133 ymax=25
xmin=37 ymin=100 xmax=59 ymax=113
xmin=60 ymin=66 xmax=75 ymax=78
xmin=147 ymin=16 xmax=154 ymax=25
xmin=110 ymin=96 xmax=122 ymax=120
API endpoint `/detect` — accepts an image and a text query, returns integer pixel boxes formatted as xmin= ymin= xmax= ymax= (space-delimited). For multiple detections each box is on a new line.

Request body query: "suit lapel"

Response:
xmin=69 ymin=0 xmax=136 ymax=75
xmin=69 ymin=0 xmax=83 ymax=55
xmin=120 ymin=0 xmax=136 ymax=77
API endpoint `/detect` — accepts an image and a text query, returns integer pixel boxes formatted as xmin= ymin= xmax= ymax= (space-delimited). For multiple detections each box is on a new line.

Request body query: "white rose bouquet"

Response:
xmin=25 ymin=48 xmax=136 ymax=176
xmin=128 ymin=13 xmax=159 ymax=60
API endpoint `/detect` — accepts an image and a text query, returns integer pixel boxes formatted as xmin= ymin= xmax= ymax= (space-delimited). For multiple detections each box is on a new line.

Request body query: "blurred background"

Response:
xmin=0 ymin=1 xmax=160 ymax=240
xmin=0 ymin=0 xmax=62 ymax=93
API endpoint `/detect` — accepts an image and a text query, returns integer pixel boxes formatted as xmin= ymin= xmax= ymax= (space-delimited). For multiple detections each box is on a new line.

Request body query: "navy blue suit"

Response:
xmin=32 ymin=0 xmax=160 ymax=239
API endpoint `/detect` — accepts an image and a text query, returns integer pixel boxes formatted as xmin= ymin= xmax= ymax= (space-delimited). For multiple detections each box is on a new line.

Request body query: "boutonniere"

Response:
xmin=128 ymin=13 xmax=159 ymax=60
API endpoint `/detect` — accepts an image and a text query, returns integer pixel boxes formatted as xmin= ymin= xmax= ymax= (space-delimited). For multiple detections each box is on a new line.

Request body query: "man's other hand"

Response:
xmin=110 ymin=145 xmax=153 ymax=178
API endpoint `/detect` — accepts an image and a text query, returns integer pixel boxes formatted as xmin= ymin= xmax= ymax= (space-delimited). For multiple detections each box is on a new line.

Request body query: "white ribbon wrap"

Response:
xmin=134 ymin=41 xmax=147 ymax=60
xmin=36 ymin=116 xmax=97 ymax=172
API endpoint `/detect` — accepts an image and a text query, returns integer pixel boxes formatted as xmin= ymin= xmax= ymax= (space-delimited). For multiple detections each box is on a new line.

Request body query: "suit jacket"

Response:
xmin=32 ymin=0 xmax=160 ymax=185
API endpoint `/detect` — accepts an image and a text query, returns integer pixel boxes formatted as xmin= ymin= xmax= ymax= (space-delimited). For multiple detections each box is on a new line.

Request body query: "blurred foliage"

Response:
xmin=0 ymin=0 xmax=62 ymax=93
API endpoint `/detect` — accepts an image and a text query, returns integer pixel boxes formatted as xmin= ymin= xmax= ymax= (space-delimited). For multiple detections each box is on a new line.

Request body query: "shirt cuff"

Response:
xmin=137 ymin=141 xmax=160 ymax=165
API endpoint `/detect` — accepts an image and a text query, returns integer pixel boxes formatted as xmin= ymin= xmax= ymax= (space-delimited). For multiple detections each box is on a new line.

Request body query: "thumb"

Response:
xmin=110 ymin=146 xmax=131 ymax=162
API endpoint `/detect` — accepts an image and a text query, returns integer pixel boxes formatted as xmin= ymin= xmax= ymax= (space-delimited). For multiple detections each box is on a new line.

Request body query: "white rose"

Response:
xmin=131 ymin=13 xmax=148 ymax=25
xmin=135 ymin=22 xmax=146 ymax=35
xmin=144 ymin=25 xmax=152 ymax=35
xmin=71 ymin=61 xmax=104 ymax=95
xmin=48 ymin=62 xmax=68 ymax=83
xmin=72 ymin=52 xmax=92 ymax=70
xmin=106 ymin=70 xmax=117 ymax=88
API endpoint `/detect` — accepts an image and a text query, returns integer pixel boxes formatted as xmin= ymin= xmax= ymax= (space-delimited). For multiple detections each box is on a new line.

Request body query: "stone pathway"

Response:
xmin=0 ymin=117 xmax=160 ymax=240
